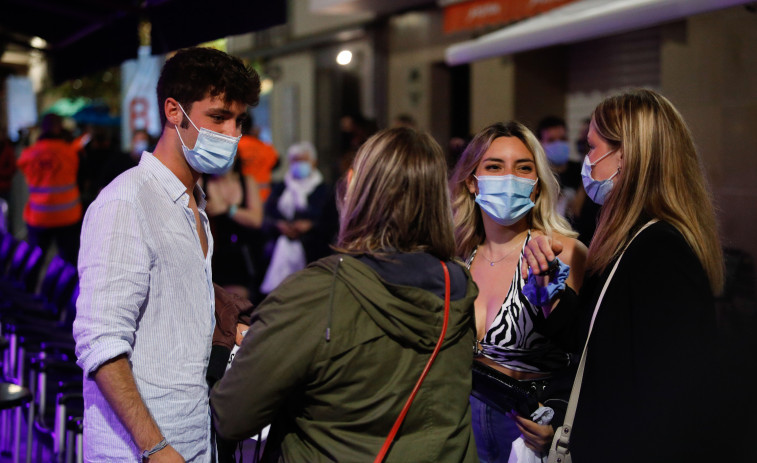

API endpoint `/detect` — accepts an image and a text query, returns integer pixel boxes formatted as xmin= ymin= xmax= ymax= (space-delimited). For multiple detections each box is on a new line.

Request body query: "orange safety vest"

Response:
xmin=17 ymin=139 xmax=82 ymax=227
xmin=237 ymin=135 xmax=278 ymax=202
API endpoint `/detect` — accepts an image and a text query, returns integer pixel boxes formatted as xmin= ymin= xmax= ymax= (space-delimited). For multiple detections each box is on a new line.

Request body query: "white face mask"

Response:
xmin=581 ymin=150 xmax=619 ymax=205
xmin=175 ymin=103 xmax=241 ymax=175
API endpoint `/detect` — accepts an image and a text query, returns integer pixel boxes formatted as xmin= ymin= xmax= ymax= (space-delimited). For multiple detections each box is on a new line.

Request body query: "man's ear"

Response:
xmin=164 ymin=98 xmax=182 ymax=128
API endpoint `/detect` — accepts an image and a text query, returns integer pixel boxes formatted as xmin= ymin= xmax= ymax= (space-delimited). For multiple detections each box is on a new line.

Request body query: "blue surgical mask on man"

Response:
xmin=543 ymin=140 xmax=571 ymax=166
xmin=581 ymin=150 xmax=619 ymax=205
xmin=474 ymin=174 xmax=537 ymax=226
xmin=174 ymin=103 xmax=241 ymax=175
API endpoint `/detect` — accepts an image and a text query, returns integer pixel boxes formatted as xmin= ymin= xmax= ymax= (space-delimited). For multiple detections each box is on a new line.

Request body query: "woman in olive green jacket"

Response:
xmin=211 ymin=127 xmax=480 ymax=462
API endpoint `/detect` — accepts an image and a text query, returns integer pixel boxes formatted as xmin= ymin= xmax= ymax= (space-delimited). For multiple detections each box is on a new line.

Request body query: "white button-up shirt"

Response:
xmin=74 ymin=152 xmax=215 ymax=461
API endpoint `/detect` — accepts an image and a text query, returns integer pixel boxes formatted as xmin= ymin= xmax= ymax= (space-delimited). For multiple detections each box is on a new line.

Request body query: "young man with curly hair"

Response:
xmin=74 ymin=47 xmax=260 ymax=462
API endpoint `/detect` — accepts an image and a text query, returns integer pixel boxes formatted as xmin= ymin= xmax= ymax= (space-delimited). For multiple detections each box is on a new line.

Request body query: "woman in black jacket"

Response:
xmin=524 ymin=89 xmax=724 ymax=462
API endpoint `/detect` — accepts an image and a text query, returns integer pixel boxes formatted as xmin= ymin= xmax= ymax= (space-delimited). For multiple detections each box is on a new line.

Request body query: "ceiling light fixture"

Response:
xmin=336 ymin=50 xmax=352 ymax=66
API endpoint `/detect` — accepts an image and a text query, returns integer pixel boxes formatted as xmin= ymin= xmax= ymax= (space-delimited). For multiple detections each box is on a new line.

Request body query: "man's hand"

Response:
xmin=146 ymin=444 xmax=185 ymax=462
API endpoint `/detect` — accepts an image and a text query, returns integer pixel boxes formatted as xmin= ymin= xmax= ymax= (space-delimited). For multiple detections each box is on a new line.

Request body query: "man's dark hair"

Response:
xmin=536 ymin=115 xmax=566 ymax=140
xmin=156 ymin=47 xmax=261 ymax=129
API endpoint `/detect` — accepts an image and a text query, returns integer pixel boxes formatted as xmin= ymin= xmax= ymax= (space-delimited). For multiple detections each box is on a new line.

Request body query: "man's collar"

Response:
xmin=139 ymin=151 xmax=205 ymax=206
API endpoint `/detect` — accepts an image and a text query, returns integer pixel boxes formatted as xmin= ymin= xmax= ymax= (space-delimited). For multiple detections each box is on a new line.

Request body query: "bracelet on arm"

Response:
xmin=522 ymin=258 xmax=571 ymax=307
xmin=141 ymin=437 xmax=168 ymax=461
xmin=228 ymin=204 xmax=238 ymax=218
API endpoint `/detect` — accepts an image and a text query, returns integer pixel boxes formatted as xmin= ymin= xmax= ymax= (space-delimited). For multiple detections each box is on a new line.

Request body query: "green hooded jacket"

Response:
xmin=211 ymin=253 xmax=480 ymax=462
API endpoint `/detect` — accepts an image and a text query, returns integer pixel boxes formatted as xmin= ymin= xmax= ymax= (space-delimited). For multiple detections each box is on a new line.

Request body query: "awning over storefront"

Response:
xmin=445 ymin=0 xmax=754 ymax=65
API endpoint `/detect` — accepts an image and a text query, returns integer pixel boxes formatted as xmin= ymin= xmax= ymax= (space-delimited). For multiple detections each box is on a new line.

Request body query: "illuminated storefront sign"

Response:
xmin=444 ymin=0 xmax=577 ymax=34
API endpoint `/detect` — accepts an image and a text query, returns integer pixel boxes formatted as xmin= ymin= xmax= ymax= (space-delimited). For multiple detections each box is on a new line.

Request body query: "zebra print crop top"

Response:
xmin=467 ymin=231 xmax=571 ymax=374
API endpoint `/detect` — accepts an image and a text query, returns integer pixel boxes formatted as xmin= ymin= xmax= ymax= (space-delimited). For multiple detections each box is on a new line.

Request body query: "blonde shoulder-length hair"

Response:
xmin=449 ymin=121 xmax=575 ymax=259
xmin=589 ymin=88 xmax=724 ymax=294
xmin=336 ymin=127 xmax=456 ymax=260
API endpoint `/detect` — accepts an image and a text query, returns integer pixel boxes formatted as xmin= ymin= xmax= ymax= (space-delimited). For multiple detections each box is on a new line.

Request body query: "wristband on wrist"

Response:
xmin=228 ymin=204 xmax=238 ymax=218
xmin=142 ymin=437 xmax=168 ymax=460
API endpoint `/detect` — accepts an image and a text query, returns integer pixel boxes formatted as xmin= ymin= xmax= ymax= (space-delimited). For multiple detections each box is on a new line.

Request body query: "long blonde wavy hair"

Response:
xmin=449 ymin=121 xmax=576 ymax=259
xmin=588 ymin=88 xmax=724 ymax=294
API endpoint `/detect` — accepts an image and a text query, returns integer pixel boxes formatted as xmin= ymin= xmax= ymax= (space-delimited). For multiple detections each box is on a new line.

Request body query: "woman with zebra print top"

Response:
xmin=450 ymin=121 xmax=587 ymax=461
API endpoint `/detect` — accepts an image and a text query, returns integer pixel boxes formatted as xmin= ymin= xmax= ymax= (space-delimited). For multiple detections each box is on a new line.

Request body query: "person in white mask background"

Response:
xmin=73 ymin=47 xmax=260 ymax=462
xmin=536 ymin=116 xmax=582 ymax=220
xmin=449 ymin=121 xmax=587 ymax=462
xmin=259 ymin=141 xmax=337 ymax=296
xmin=522 ymin=89 xmax=725 ymax=462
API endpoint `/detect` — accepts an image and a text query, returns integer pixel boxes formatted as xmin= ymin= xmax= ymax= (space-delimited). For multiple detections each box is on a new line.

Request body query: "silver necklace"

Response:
xmin=477 ymin=231 xmax=529 ymax=267
xmin=480 ymin=244 xmax=518 ymax=267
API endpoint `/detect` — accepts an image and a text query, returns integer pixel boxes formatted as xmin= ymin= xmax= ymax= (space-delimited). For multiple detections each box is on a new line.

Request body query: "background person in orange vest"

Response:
xmin=17 ymin=113 xmax=82 ymax=264
xmin=237 ymin=115 xmax=278 ymax=203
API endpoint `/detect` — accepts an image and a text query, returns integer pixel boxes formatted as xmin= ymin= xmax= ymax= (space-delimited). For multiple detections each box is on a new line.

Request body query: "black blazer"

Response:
xmin=564 ymin=221 xmax=721 ymax=462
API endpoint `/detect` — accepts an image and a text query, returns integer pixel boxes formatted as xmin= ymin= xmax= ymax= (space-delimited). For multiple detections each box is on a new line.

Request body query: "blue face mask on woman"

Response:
xmin=474 ymin=174 xmax=537 ymax=226
xmin=581 ymin=150 xmax=618 ymax=205
xmin=290 ymin=161 xmax=312 ymax=179
xmin=175 ymin=103 xmax=241 ymax=175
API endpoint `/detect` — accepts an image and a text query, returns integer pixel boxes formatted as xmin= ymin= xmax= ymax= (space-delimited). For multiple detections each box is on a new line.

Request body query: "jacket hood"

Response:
xmin=312 ymin=254 xmax=478 ymax=352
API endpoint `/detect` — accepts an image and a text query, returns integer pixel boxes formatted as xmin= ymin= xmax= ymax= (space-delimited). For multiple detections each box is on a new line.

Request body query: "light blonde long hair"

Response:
xmin=336 ymin=127 xmax=456 ymax=260
xmin=449 ymin=121 xmax=576 ymax=259
xmin=588 ymin=88 xmax=724 ymax=294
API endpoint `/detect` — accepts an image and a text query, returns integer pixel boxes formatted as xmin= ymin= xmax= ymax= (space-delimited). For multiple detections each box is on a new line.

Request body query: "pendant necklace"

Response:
xmin=481 ymin=245 xmax=515 ymax=267
xmin=480 ymin=232 xmax=526 ymax=267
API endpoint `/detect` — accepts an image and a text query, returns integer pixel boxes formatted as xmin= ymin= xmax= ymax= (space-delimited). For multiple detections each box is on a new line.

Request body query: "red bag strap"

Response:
xmin=374 ymin=260 xmax=451 ymax=463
